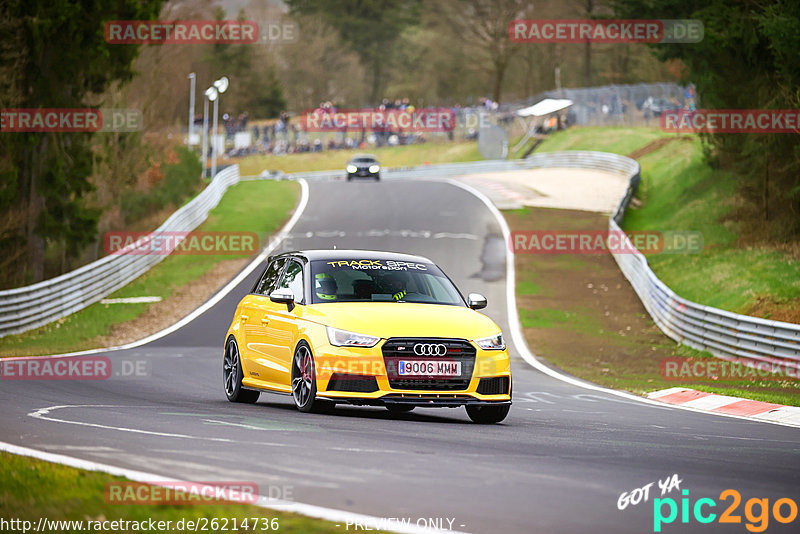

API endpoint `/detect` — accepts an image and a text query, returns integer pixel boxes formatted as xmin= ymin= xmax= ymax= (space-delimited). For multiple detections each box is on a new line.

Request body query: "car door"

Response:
xmin=268 ymin=259 xmax=306 ymax=387
xmin=240 ymin=258 xmax=288 ymax=391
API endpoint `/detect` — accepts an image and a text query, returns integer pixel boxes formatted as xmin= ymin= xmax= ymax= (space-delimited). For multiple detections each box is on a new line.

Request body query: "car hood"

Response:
xmin=305 ymin=302 xmax=501 ymax=340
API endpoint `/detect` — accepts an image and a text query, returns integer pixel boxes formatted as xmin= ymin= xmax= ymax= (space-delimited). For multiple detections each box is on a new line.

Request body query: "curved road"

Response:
xmin=2 ymin=179 xmax=799 ymax=533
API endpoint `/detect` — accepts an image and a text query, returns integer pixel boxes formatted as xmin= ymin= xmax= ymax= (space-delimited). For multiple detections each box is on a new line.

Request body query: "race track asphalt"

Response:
xmin=2 ymin=179 xmax=799 ymax=533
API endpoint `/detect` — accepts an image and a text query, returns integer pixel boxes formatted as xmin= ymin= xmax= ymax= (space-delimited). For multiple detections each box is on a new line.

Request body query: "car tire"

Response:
xmin=292 ymin=341 xmax=320 ymax=413
xmin=465 ymin=404 xmax=509 ymax=424
xmin=223 ymin=336 xmax=260 ymax=404
xmin=386 ymin=405 xmax=414 ymax=413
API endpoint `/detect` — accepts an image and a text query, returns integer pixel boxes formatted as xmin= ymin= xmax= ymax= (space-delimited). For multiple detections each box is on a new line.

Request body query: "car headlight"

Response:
xmin=368 ymin=164 xmax=380 ymax=173
xmin=346 ymin=164 xmax=357 ymax=173
xmin=326 ymin=326 xmax=380 ymax=347
xmin=475 ymin=333 xmax=505 ymax=350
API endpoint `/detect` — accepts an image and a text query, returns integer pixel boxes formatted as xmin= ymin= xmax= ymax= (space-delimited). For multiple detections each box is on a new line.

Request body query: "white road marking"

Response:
xmin=38 ymin=445 xmax=119 ymax=452
xmin=28 ymin=405 xmax=236 ymax=443
xmin=0 ymin=440 xmax=464 ymax=534
xmin=100 ymin=296 xmax=163 ymax=304
xmin=27 ymin=405 xmax=301 ymax=447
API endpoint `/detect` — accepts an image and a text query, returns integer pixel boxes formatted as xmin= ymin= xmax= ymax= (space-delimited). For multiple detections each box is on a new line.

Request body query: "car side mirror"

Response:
xmin=270 ymin=288 xmax=295 ymax=311
xmin=467 ymin=293 xmax=487 ymax=310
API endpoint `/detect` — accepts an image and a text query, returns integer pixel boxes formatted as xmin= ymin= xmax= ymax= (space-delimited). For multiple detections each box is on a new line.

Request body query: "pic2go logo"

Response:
xmin=653 ymin=489 xmax=799 ymax=532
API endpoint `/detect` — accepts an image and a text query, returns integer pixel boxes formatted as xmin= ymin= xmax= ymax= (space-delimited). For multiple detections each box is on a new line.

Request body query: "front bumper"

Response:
xmin=347 ymin=169 xmax=379 ymax=179
xmin=313 ymin=339 xmax=511 ymax=407
xmin=335 ymin=395 xmax=511 ymax=408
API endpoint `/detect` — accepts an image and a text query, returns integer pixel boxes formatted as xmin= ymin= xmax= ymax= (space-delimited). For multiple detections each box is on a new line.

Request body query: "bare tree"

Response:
xmin=431 ymin=0 xmax=533 ymax=103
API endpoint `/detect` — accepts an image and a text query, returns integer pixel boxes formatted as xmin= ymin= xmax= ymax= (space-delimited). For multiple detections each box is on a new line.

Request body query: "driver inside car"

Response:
xmin=315 ymin=272 xmax=338 ymax=301
xmin=383 ymin=274 xmax=407 ymax=301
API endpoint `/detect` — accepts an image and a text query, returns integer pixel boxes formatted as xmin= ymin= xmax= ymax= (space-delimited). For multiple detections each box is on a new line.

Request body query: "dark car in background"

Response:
xmin=346 ymin=154 xmax=380 ymax=181
xmin=641 ymin=97 xmax=680 ymax=117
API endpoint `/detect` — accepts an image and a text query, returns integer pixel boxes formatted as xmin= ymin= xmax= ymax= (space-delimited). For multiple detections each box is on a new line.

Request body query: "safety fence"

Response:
xmin=0 ymin=165 xmax=241 ymax=337
xmin=289 ymin=151 xmax=639 ymax=182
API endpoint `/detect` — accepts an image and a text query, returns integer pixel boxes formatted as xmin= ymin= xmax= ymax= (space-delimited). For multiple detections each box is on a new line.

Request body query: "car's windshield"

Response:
xmin=351 ymin=158 xmax=375 ymax=164
xmin=310 ymin=259 xmax=464 ymax=306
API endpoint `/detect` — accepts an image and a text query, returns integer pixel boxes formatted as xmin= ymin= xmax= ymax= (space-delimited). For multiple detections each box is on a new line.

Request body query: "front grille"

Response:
xmin=382 ymin=338 xmax=475 ymax=391
xmin=327 ymin=373 xmax=379 ymax=393
xmin=476 ymin=376 xmax=510 ymax=395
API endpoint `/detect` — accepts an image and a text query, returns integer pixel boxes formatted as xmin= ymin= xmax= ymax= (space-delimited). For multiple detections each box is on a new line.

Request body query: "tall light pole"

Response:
xmin=210 ymin=76 xmax=229 ymax=180
xmin=187 ymin=73 xmax=196 ymax=146
xmin=202 ymin=86 xmax=218 ymax=179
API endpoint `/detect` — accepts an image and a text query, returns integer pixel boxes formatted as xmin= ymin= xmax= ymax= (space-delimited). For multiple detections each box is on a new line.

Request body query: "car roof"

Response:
xmin=269 ymin=249 xmax=433 ymax=263
xmin=349 ymin=154 xmax=377 ymax=160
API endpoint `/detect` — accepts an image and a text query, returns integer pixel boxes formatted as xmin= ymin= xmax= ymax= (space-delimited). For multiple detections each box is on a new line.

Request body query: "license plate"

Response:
xmin=397 ymin=360 xmax=461 ymax=377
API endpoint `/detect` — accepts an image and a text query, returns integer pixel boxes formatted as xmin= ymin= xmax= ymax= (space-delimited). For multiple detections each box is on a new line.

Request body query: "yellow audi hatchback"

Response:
xmin=223 ymin=250 xmax=511 ymax=423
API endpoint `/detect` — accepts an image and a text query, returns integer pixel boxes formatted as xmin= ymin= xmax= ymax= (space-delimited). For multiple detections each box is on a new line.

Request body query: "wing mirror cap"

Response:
xmin=467 ymin=293 xmax=487 ymax=310
xmin=270 ymin=288 xmax=295 ymax=305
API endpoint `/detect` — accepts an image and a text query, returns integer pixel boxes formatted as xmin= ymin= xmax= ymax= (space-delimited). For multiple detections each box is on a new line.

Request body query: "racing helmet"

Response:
xmin=315 ymin=272 xmax=338 ymax=300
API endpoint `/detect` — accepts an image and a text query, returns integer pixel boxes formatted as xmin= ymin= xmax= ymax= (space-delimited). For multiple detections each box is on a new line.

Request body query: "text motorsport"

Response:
xmin=104 ymin=231 xmax=259 ymax=256
xmin=299 ymin=108 xmax=456 ymax=133
xmin=510 ymin=230 xmax=704 ymax=255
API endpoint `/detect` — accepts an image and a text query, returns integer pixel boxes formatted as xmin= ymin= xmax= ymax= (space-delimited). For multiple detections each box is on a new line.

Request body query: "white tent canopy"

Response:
xmin=512 ymin=98 xmax=574 ymax=154
xmin=515 ymin=98 xmax=573 ymax=117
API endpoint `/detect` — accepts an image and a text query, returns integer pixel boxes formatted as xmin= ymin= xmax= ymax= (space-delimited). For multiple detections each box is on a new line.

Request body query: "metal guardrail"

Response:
xmin=0 ymin=165 xmax=242 ymax=337
xmin=599 ymin=157 xmax=800 ymax=372
xmin=289 ymin=151 xmax=639 ymax=182
xmin=3 ymin=152 xmax=798 ymax=372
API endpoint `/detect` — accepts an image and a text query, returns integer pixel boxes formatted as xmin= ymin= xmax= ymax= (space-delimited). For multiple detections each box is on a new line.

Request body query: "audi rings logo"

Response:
xmin=413 ymin=343 xmax=447 ymax=356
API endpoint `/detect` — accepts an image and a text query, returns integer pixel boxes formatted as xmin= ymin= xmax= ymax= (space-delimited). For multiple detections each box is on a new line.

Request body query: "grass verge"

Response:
xmin=534 ymin=126 xmax=800 ymax=320
xmin=623 ymin=137 xmax=800 ymax=321
xmin=506 ymin=205 xmax=800 ymax=407
xmin=0 ymin=451 xmax=349 ymax=534
xmin=508 ymin=126 xmax=799 ymax=405
xmin=0 ymin=179 xmax=299 ymax=357
xmin=531 ymin=126 xmax=674 ymax=155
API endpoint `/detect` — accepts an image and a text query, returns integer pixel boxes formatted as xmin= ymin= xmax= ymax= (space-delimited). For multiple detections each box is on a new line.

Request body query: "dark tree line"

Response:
xmin=285 ymin=0 xmax=422 ymax=103
xmin=614 ymin=0 xmax=800 ymax=240
xmin=0 ymin=0 xmax=163 ymax=287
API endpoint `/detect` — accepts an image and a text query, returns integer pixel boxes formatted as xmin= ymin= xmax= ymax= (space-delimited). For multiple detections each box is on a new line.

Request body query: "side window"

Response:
xmin=278 ymin=260 xmax=304 ymax=303
xmin=254 ymin=258 xmax=286 ymax=295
